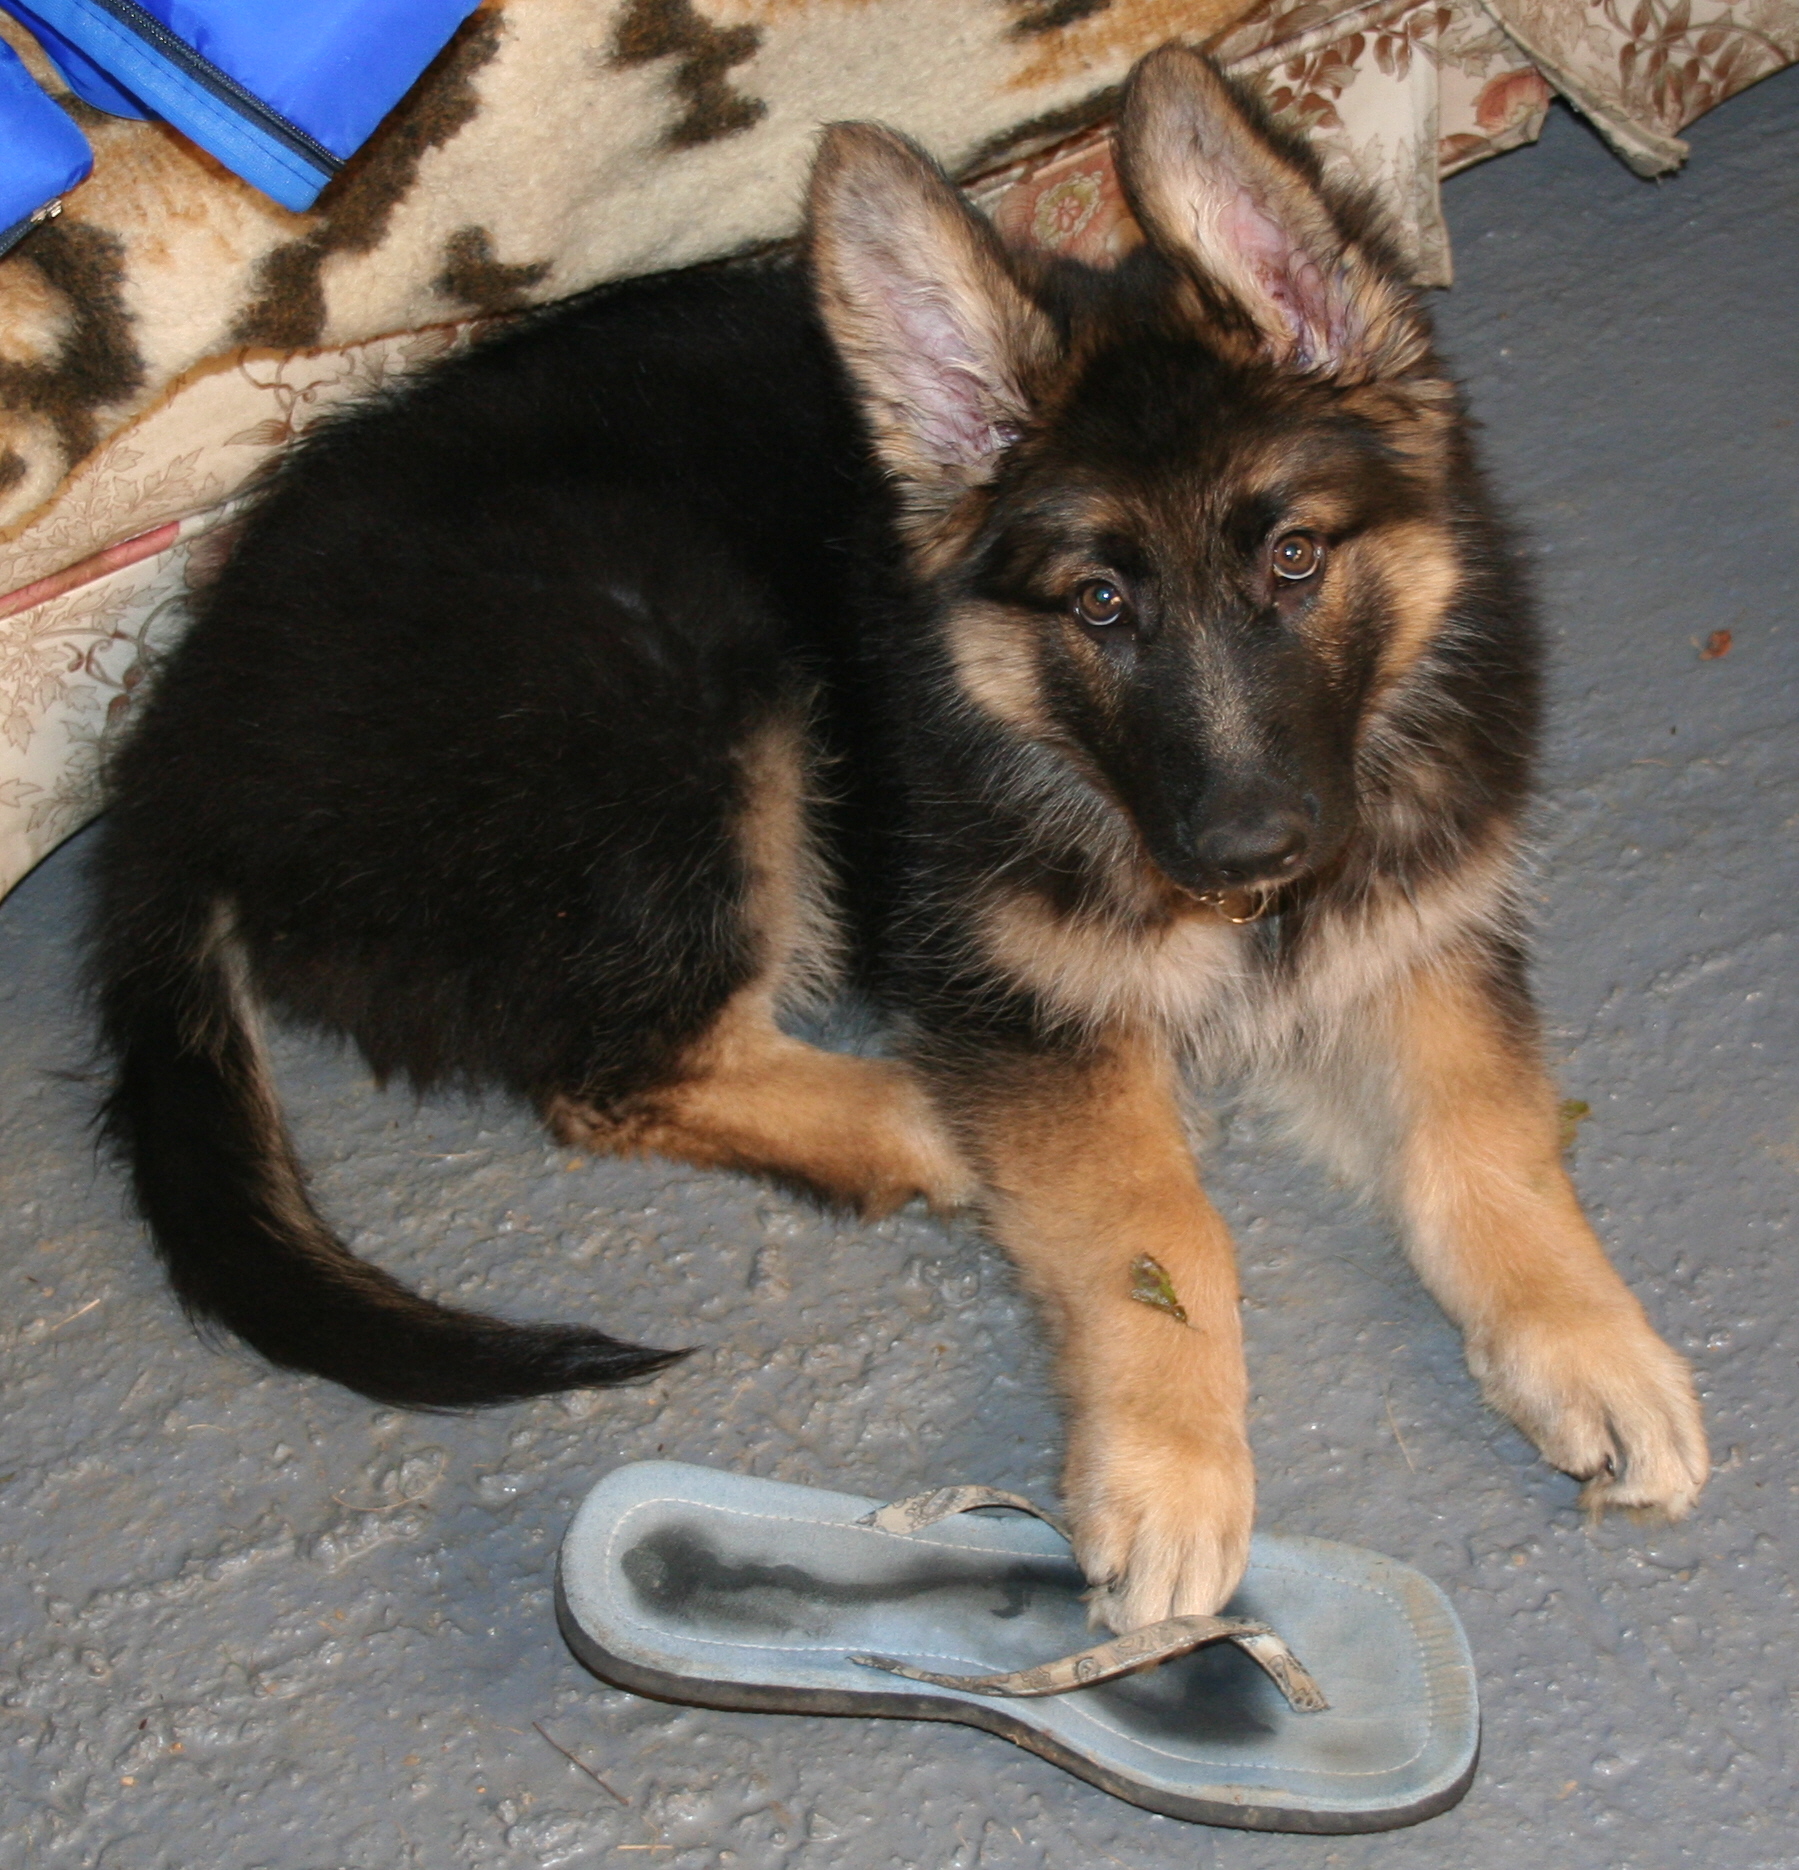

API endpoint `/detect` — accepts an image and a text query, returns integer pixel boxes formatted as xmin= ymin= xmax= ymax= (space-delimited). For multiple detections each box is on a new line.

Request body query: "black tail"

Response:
xmin=95 ymin=908 xmax=685 ymax=1407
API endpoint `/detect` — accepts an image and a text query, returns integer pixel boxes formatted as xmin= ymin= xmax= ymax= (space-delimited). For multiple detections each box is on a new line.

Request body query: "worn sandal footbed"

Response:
xmin=556 ymin=1461 xmax=1479 ymax=1832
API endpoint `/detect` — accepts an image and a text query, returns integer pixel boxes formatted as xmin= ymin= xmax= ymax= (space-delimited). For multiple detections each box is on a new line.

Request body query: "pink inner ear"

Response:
xmin=1217 ymin=184 xmax=1348 ymax=371
xmin=872 ymin=269 xmax=1009 ymax=469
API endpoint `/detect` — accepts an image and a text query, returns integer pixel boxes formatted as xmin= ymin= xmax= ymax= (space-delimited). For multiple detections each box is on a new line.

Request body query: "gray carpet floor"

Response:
xmin=2 ymin=68 xmax=1795 ymax=1870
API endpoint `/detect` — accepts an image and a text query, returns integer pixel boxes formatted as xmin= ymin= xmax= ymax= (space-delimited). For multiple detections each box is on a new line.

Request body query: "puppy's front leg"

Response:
xmin=1383 ymin=948 xmax=1708 ymax=1514
xmin=950 ymin=1030 xmax=1252 ymax=1632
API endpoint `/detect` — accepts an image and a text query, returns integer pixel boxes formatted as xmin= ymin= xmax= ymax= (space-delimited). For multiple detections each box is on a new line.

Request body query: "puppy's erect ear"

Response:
xmin=809 ymin=123 xmax=1056 ymax=501
xmin=1120 ymin=46 xmax=1426 ymax=383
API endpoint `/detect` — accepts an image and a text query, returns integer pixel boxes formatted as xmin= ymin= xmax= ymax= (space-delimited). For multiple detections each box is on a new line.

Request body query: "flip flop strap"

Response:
xmin=851 ymin=1613 xmax=1328 ymax=1712
xmin=854 ymin=1484 xmax=1072 ymax=1541
xmin=850 ymin=1486 xmax=1327 ymax=1712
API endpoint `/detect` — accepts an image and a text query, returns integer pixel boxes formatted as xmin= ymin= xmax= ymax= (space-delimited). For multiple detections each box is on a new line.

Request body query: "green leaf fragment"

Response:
xmin=1128 ymin=1254 xmax=1188 ymax=1324
xmin=1558 ymin=1098 xmax=1592 ymax=1154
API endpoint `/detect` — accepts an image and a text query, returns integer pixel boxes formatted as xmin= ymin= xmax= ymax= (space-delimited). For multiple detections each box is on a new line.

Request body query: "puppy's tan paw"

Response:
xmin=1066 ymin=1429 xmax=1255 ymax=1635
xmin=851 ymin=1109 xmax=977 ymax=1221
xmin=1469 ymin=1308 xmax=1708 ymax=1517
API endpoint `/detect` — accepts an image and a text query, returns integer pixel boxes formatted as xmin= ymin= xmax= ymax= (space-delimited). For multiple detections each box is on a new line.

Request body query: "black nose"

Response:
xmin=1193 ymin=810 xmax=1311 ymax=887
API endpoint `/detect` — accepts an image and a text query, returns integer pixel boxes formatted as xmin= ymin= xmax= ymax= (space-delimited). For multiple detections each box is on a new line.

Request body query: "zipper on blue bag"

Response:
xmin=78 ymin=0 xmax=343 ymax=179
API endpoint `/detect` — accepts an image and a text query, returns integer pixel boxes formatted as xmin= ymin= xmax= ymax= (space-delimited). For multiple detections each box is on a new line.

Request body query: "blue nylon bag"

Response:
xmin=0 ymin=33 xmax=92 ymax=255
xmin=3 ymin=0 xmax=482 ymax=212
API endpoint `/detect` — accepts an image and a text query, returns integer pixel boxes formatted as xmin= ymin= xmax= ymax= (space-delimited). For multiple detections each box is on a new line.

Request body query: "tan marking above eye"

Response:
xmin=1072 ymin=577 xmax=1129 ymax=627
xmin=1271 ymin=532 xmax=1325 ymax=581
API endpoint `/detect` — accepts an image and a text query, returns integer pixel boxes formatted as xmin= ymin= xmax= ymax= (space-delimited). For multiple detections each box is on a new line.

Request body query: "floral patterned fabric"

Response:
xmin=0 ymin=0 xmax=1792 ymax=899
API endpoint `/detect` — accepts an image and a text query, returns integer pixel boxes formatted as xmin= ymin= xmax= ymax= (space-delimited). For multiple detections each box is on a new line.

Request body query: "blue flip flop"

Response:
xmin=556 ymin=1461 xmax=1479 ymax=1833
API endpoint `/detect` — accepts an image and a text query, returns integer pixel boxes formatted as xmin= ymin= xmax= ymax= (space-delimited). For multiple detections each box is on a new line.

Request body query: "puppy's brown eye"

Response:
xmin=1271 ymin=532 xmax=1324 ymax=581
xmin=1072 ymin=578 xmax=1128 ymax=627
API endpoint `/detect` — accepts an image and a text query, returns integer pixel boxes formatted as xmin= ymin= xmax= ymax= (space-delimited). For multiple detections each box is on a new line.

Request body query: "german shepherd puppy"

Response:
xmin=89 ymin=49 xmax=1706 ymax=1632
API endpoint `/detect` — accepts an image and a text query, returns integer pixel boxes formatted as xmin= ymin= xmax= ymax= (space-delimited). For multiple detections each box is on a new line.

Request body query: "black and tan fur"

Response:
xmin=89 ymin=49 xmax=1706 ymax=1632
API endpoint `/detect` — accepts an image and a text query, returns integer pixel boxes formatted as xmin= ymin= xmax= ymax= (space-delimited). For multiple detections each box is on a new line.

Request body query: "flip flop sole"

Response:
xmin=556 ymin=1461 xmax=1479 ymax=1833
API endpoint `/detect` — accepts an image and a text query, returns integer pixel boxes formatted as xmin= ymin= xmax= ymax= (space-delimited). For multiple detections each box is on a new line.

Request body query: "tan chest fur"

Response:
xmin=974 ymin=833 xmax=1522 ymax=1072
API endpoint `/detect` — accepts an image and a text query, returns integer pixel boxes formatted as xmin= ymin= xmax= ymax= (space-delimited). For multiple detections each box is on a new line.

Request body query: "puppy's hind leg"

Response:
xmin=549 ymin=713 xmax=971 ymax=1217
xmin=549 ymin=1002 xmax=969 ymax=1218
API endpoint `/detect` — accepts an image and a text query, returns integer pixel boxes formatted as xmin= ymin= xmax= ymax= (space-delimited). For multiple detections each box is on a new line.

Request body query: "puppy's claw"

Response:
xmin=1470 ymin=1308 xmax=1708 ymax=1520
